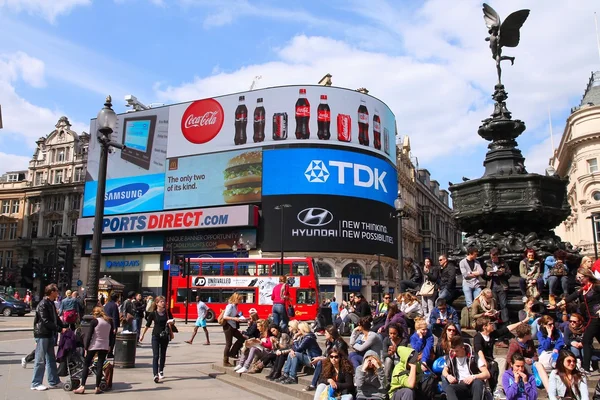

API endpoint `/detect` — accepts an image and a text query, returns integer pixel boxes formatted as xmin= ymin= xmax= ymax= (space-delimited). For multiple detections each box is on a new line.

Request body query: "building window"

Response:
xmin=47 ymin=222 xmax=62 ymax=237
xmin=71 ymin=194 xmax=81 ymax=210
xmin=6 ymin=251 xmax=13 ymax=269
xmin=421 ymin=212 xmax=430 ymax=231
xmin=7 ymin=174 xmax=18 ymax=182
xmin=0 ymin=224 xmax=5 ymax=240
xmin=1 ymin=200 xmax=9 ymax=214
xmin=51 ymin=196 xmax=64 ymax=211
xmin=0 ymin=252 xmax=3 ymax=270
xmin=7 ymin=223 xmax=17 ymax=240
xmin=588 ymin=159 xmax=598 ymax=174
xmin=70 ymin=219 xmax=77 ymax=236
xmin=30 ymin=199 xmax=41 ymax=214
xmin=593 ymin=192 xmax=600 ymax=202
xmin=73 ymin=167 xmax=84 ymax=182
xmin=11 ymin=200 xmax=19 ymax=214
xmin=56 ymin=149 xmax=65 ymax=162
xmin=35 ymin=173 xmax=44 ymax=186
xmin=31 ymin=221 xmax=38 ymax=238
xmin=54 ymin=170 xmax=63 ymax=184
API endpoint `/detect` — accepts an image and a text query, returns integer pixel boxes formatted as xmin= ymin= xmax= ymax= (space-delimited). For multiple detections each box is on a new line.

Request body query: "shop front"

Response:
xmin=99 ymin=254 xmax=162 ymax=297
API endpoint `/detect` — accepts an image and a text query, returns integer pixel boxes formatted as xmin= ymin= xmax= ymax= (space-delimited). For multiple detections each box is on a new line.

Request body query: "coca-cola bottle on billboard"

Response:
xmin=234 ymin=95 xmax=248 ymax=145
xmin=253 ymin=97 xmax=265 ymax=143
xmin=317 ymin=95 xmax=331 ymax=140
xmin=373 ymin=109 xmax=381 ymax=150
xmin=358 ymin=99 xmax=369 ymax=146
xmin=295 ymin=88 xmax=310 ymax=139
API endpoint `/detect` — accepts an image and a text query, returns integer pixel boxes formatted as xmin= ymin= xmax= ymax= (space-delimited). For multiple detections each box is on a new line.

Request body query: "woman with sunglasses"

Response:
xmin=564 ymin=313 xmax=585 ymax=361
xmin=558 ymin=267 xmax=600 ymax=373
xmin=313 ymin=347 xmax=355 ymax=400
xmin=435 ymin=322 xmax=460 ymax=358
xmin=139 ymin=296 xmax=174 ymax=383
xmin=536 ymin=315 xmax=565 ymax=387
xmin=548 ymin=350 xmax=588 ymax=400
xmin=303 ymin=325 xmax=348 ymax=392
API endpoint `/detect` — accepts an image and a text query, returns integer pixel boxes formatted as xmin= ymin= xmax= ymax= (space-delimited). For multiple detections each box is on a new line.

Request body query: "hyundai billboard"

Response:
xmin=83 ymin=107 xmax=169 ymax=217
xmin=262 ymin=147 xmax=396 ymax=207
xmin=166 ymin=85 xmax=396 ymax=164
xmin=262 ymin=195 xmax=397 ymax=258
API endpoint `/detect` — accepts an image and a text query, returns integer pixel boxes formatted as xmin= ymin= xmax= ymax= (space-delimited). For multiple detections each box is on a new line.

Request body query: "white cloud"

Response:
xmin=1 ymin=51 xmax=46 ymax=88
xmin=0 ymin=0 xmax=90 ymax=22
xmin=0 ymin=152 xmax=30 ymax=174
xmin=156 ymin=0 xmax=599 ymax=181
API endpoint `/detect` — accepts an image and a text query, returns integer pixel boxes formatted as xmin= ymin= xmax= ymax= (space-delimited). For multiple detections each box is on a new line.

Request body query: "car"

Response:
xmin=0 ymin=294 xmax=31 ymax=316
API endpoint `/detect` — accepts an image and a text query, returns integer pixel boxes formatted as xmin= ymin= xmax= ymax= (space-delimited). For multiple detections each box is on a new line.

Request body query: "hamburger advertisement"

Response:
xmin=163 ymin=149 xmax=263 ymax=210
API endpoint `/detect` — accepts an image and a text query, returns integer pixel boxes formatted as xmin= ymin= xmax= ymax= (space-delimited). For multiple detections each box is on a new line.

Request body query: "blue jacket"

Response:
xmin=409 ymin=330 xmax=434 ymax=363
xmin=537 ymin=328 xmax=564 ymax=354
xmin=543 ymin=256 xmax=556 ymax=285
xmin=293 ymin=332 xmax=322 ymax=358
xmin=428 ymin=305 xmax=459 ymax=329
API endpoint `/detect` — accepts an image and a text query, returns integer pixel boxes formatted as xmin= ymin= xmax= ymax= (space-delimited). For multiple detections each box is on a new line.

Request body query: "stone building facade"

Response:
xmin=552 ymin=71 xmax=600 ymax=257
xmin=0 ymin=117 xmax=89 ymax=292
xmin=0 ymin=171 xmax=27 ymax=286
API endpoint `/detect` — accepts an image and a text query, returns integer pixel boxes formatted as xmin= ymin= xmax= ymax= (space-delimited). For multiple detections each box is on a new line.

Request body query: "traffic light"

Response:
xmin=176 ymin=255 xmax=186 ymax=277
xmin=56 ymin=244 xmax=69 ymax=272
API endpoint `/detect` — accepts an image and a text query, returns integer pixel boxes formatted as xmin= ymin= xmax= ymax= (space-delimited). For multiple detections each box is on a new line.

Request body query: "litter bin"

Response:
xmin=319 ymin=306 xmax=333 ymax=326
xmin=114 ymin=332 xmax=137 ymax=368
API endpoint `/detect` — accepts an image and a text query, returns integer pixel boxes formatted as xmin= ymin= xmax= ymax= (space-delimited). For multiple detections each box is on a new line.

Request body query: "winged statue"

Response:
xmin=483 ymin=3 xmax=530 ymax=85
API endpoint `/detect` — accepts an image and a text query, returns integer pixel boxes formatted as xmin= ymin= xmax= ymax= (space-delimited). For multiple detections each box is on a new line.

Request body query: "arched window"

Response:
xmin=387 ymin=266 xmax=395 ymax=281
xmin=316 ymin=262 xmax=334 ymax=278
xmin=370 ymin=265 xmax=384 ymax=280
xmin=341 ymin=263 xmax=364 ymax=277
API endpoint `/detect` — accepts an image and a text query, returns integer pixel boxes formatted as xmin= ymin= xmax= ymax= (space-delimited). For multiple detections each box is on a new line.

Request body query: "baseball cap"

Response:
xmin=249 ymin=308 xmax=258 ymax=314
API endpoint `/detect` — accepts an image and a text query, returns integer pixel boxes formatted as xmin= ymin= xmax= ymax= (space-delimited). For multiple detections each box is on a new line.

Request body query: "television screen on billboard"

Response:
xmin=167 ymin=85 xmax=396 ymax=164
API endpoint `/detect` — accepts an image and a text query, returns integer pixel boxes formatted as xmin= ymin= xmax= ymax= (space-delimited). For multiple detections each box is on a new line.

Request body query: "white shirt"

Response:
xmin=454 ymin=356 xmax=485 ymax=381
xmin=197 ymin=301 xmax=208 ymax=320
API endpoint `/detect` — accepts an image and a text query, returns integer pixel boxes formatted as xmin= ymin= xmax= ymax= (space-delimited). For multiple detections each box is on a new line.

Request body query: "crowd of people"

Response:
xmin=217 ymin=248 xmax=600 ymax=400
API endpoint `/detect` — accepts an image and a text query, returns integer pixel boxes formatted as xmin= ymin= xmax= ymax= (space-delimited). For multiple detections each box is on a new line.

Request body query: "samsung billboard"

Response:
xmin=82 ymin=85 xmax=397 ymax=218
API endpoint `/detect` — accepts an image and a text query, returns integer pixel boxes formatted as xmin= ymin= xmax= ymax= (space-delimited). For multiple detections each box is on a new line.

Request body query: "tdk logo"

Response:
xmin=104 ymin=183 xmax=149 ymax=207
xmin=305 ymin=160 xmax=387 ymax=193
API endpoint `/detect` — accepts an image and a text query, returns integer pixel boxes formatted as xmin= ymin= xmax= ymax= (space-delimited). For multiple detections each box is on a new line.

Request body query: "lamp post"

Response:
xmin=375 ymin=253 xmax=384 ymax=302
xmin=589 ymin=214 xmax=599 ymax=260
xmin=274 ymin=204 xmax=292 ymax=272
xmin=85 ymin=96 xmax=124 ymax=314
xmin=232 ymin=238 xmax=251 ymax=258
xmin=390 ymin=192 xmax=405 ymax=293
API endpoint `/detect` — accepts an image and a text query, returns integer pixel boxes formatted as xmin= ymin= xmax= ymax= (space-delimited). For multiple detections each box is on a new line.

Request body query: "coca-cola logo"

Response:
xmin=181 ymin=99 xmax=224 ymax=144
xmin=296 ymin=106 xmax=310 ymax=116
xmin=317 ymin=111 xmax=330 ymax=121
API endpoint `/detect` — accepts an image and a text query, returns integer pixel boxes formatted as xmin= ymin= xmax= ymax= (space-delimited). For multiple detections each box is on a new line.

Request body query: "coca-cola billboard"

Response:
xmin=167 ymin=85 xmax=396 ymax=164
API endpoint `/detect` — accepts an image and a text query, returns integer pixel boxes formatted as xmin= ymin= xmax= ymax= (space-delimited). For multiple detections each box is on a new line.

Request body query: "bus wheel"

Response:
xmin=206 ymin=309 xmax=215 ymax=322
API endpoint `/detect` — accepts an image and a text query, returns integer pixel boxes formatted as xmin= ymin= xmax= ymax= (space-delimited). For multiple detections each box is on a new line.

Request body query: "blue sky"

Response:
xmin=0 ymin=0 xmax=599 ymax=193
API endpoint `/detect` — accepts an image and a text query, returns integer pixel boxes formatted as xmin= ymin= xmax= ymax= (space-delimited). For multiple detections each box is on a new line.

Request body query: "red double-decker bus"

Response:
xmin=169 ymin=257 xmax=320 ymax=322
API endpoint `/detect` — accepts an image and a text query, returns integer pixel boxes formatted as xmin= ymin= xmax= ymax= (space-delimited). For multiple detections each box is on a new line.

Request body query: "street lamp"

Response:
xmin=390 ymin=191 xmax=405 ymax=293
xmin=232 ymin=236 xmax=251 ymax=258
xmin=85 ymin=96 xmax=124 ymax=314
xmin=274 ymin=204 xmax=292 ymax=272
xmin=374 ymin=253 xmax=385 ymax=302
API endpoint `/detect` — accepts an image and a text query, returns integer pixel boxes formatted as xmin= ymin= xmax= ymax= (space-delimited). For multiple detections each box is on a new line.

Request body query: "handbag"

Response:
xmin=287 ymin=304 xmax=295 ymax=318
xmin=418 ymin=280 xmax=436 ymax=297
xmin=217 ymin=309 xmax=226 ymax=325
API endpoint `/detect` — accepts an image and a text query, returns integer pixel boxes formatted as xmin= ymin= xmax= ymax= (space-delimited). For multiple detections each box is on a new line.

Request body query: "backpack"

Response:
xmin=418 ymin=373 xmax=439 ymax=399
xmin=63 ymin=309 xmax=78 ymax=324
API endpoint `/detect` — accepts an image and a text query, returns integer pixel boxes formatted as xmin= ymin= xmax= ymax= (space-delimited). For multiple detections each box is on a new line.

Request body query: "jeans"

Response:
xmin=519 ymin=278 xmax=544 ymax=297
xmin=391 ymin=387 xmax=415 ymax=400
xmin=444 ymin=380 xmax=485 ymax=400
xmin=272 ymin=303 xmax=288 ymax=332
xmin=400 ymin=280 xmax=419 ymax=293
xmin=421 ymin=296 xmax=435 ymax=321
xmin=151 ymin=335 xmax=169 ymax=376
xmin=462 ymin=282 xmax=482 ymax=307
xmin=570 ymin=346 xmax=583 ymax=360
xmin=310 ymin=360 xmax=323 ymax=387
xmin=439 ymin=287 xmax=454 ymax=302
xmin=384 ymin=356 xmax=399 ymax=383
xmin=283 ymin=352 xmax=311 ymax=379
xmin=80 ymin=349 xmax=108 ymax=388
xmin=31 ymin=337 xmax=60 ymax=388
xmin=493 ymin=288 xmax=509 ymax=323
xmin=548 ymin=276 xmax=568 ymax=296
xmin=349 ymin=352 xmax=364 ymax=369
xmin=314 ymin=383 xmax=353 ymax=400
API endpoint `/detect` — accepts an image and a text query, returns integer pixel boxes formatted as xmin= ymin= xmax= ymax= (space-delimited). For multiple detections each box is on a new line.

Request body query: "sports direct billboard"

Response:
xmin=167 ymin=85 xmax=396 ymax=163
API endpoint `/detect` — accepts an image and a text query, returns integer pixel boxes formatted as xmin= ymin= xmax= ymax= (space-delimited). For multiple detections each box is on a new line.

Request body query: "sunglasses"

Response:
xmin=570 ymin=320 xmax=580 ymax=324
xmin=546 ymin=323 xmax=554 ymax=327
xmin=384 ymin=297 xmax=390 ymax=300
xmin=446 ymin=329 xmax=457 ymax=333
xmin=565 ymin=359 xmax=576 ymax=364
xmin=329 ymin=355 xmax=340 ymax=359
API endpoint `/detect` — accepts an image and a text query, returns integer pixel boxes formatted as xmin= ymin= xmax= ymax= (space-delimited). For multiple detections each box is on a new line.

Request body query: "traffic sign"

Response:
xmin=348 ymin=274 xmax=362 ymax=291
xmin=77 ymin=280 xmax=83 ymax=287
xmin=170 ymin=264 xmax=180 ymax=277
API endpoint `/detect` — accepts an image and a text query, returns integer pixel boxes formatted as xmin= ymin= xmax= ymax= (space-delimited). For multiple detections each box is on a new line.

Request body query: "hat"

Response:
xmin=249 ymin=308 xmax=258 ymax=314
xmin=65 ymin=290 xmax=72 ymax=297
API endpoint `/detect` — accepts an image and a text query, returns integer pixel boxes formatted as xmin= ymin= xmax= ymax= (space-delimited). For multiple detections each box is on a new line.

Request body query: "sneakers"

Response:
xmin=237 ymin=366 xmax=248 ymax=373
xmin=233 ymin=364 xmax=243 ymax=372
xmin=493 ymin=388 xmax=506 ymax=400
xmin=21 ymin=357 xmax=27 ymax=368
xmin=31 ymin=385 xmax=48 ymax=391
xmin=303 ymin=385 xmax=316 ymax=392
xmin=282 ymin=376 xmax=297 ymax=384
xmin=154 ymin=375 xmax=159 ymax=383
xmin=159 ymin=371 xmax=164 ymax=380
xmin=275 ymin=375 xmax=289 ymax=383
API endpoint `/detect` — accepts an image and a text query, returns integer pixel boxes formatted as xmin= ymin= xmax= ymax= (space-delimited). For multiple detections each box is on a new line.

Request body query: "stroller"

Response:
xmin=62 ymin=348 xmax=112 ymax=392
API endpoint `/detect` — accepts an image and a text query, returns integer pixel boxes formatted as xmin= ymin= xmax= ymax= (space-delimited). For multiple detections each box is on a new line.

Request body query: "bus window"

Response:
xmin=258 ymin=263 xmax=270 ymax=276
xmin=292 ymin=262 xmax=309 ymax=276
xmin=176 ymin=289 xmax=189 ymax=303
xmin=197 ymin=288 xmax=221 ymax=303
xmin=191 ymin=261 xmax=200 ymax=276
xmin=223 ymin=262 xmax=235 ymax=276
xmin=237 ymin=262 xmax=256 ymax=276
xmin=222 ymin=289 xmax=255 ymax=304
xmin=296 ymin=289 xmax=316 ymax=305
xmin=271 ymin=262 xmax=290 ymax=276
xmin=202 ymin=262 xmax=221 ymax=276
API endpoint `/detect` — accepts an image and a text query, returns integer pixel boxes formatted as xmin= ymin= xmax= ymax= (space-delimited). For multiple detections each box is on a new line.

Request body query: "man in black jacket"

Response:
xmin=399 ymin=257 xmax=423 ymax=293
xmin=438 ymin=254 xmax=457 ymax=302
xmin=353 ymin=293 xmax=372 ymax=318
xmin=31 ymin=283 xmax=67 ymax=391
